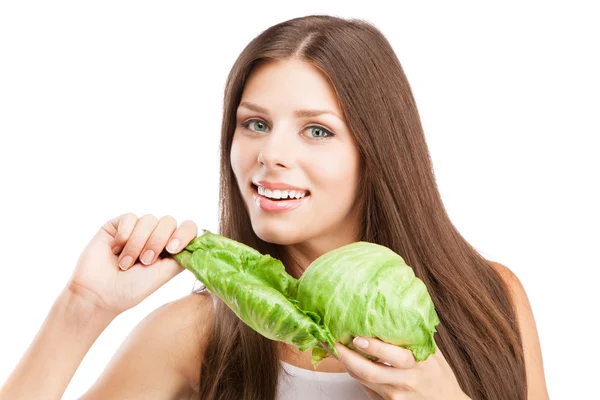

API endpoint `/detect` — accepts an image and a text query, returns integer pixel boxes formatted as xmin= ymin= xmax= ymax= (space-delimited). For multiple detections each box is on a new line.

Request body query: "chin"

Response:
xmin=250 ymin=220 xmax=308 ymax=246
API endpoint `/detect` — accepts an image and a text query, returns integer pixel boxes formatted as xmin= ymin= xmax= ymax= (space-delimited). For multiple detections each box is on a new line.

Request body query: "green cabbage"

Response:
xmin=172 ymin=230 xmax=439 ymax=368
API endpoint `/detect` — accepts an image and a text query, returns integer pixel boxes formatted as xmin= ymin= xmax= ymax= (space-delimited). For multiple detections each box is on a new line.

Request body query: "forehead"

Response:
xmin=240 ymin=59 xmax=342 ymax=115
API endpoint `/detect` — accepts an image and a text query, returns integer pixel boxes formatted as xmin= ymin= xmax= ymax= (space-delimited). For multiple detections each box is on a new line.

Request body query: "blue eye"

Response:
xmin=240 ymin=119 xmax=336 ymax=141
xmin=307 ymin=126 xmax=334 ymax=140
xmin=241 ymin=120 xmax=269 ymax=133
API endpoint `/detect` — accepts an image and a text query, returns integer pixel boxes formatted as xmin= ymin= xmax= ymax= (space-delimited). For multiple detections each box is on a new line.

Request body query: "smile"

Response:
xmin=250 ymin=183 xmax=310 ymax=212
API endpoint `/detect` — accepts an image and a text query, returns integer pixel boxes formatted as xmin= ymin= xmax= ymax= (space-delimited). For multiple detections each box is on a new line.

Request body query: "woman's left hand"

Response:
xmin=333 ymin=337 xmax=471 ymax=400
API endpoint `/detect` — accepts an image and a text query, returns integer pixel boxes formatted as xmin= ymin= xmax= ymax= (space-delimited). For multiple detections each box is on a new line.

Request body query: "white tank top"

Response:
xmin=204 ymin=291 xmax=368 ymax=399
xmin=277 ymin=360 xmax=370 ymax=399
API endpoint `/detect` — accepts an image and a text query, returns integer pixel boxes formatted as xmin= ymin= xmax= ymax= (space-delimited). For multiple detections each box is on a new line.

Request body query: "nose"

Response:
xmin=257 ymin=128 xmax=295 ymax=169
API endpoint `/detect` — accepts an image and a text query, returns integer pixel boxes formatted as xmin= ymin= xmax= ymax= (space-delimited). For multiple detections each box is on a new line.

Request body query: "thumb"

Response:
xmin=130 ymin=257 xmax=186 ymax=296
xmin=150 ymin=257 xmax=186 ymax=285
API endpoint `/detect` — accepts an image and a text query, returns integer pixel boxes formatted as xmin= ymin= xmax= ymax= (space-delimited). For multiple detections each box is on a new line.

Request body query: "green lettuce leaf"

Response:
xmin=172 ymin=230 xmax=439 ymax=368
xmin=172 ymin=230 xmax=337 ymax=358
xmin=297 ymin=241 xmax=439 ymax=364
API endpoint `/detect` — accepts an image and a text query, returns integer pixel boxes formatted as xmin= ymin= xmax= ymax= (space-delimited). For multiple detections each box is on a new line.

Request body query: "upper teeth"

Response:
xmin=257 ymin=186 xmax=307 ymax=199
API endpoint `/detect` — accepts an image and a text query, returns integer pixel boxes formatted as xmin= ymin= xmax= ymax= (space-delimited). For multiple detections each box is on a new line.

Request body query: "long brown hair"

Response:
xmin=195 ymin=14 xmax=526 ymax=400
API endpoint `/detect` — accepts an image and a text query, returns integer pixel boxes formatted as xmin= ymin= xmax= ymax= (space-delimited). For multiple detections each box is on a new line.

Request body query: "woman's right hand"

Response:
xmin=66 ymin=213 xmax=198 ymax=317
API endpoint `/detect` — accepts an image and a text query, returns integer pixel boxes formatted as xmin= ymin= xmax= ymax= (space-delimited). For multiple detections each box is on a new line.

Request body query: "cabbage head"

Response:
xmin=172 ymin=230 xmax=439 ymax=368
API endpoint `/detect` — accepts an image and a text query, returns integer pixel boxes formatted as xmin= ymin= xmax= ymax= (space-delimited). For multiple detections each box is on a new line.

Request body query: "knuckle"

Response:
xmin=180 ymin=219 xmax=198 ymax=234
xmin=160 ymin=215 xmax=177 ymax=227
xmin=114 ymin=226 xmax=129 ymax=242
xmin=398 ymin=349 xmax=415 ymax=366
xmin=180 ymin=219 xmax=195 ymax=227
xmin=361 ymin=369 xmax=376 ymax=382
xmin=107 ymin=215 xmax=119 ymax=230
xmin=119 ymin=213 xmax=137 ymax=230
xmin=400 ymin=373 xmax=417 ymax=391
xmin=110 ymin=213 xmax=130 ymax=236
xmin=118 ymin=213 xmax=137 ymax=228
xmin=400 ymin=355 xmax=412 ymax=366
xmin=140 ymin=214 xmax=159 ymax=224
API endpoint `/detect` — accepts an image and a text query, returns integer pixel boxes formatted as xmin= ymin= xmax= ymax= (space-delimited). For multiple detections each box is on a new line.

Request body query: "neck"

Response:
xmin=281 ymin=231 xmax=360 ymax=280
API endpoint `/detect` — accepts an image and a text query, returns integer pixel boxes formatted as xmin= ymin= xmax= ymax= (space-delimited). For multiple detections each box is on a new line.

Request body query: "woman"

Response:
xmin=0 ymin=15 xmax=548 ymax=400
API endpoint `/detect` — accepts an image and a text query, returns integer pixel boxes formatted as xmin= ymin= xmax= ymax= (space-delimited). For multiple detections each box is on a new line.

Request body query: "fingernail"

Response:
xmin=141 ymin=250 xmax=155 ymax=265
xmin=119 ymin=255 xmax=133 ymax=270
xmin=112 ymin=246 xmax=122 ymax=254
xmin=354 ymin=337 xmax=369 ymax=349
xmin=167 ymin=239 xmax=180 ymax=253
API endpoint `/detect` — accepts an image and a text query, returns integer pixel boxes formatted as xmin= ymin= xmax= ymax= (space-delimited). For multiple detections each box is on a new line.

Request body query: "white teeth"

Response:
xmin=256 ymin=185 xmax=307 ymax=200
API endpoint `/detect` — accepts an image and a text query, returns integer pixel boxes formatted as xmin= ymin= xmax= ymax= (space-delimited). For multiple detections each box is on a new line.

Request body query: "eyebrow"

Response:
xmin=238 ymin=101 xmax=342 ymax=120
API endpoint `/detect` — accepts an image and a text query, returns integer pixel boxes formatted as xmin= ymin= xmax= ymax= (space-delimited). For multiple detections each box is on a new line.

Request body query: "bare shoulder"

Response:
xmin=488 ymin=261 xmax=522 ymax=290
xmin=488 ymin=261 xmax=550 ymax=399
xmin=158 ymin=290 xmax=215 ymax=392
xmin=488 ymin=262 xmax=542 ymax=325
xmin=82 ymin=290 xmax=214 ymax=399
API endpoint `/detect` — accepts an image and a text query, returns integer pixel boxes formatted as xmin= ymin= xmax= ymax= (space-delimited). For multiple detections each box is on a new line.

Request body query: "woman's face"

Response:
xmin=231 ymin=59 xmax=361 ymax=251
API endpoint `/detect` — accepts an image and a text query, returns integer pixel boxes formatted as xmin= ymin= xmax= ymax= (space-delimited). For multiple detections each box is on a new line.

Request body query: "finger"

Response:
xmin=360 ymin=384 xmax=384 ymax=400
xmin=139 ymin=215 xmax=178 ymax=265
xmin=334 ymin=342 xmax=398 ymax=385
xmin=350 ymin=369 xmax=417 ymax=400
xmin=353 ymin=337 xmax=416 ymax=369
xmin=111 ymin=213 xmax=138 ymax=253
xmin=346 ymin=368 xmax=398 ymax=399
xmin=118 ymin=214 xmax=159 ymax=271
xmin=165 ymin=219 xmax=198 ymax=254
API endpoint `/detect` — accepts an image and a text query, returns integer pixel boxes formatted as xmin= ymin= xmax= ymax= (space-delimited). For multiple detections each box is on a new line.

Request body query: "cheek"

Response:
xmin=230 ymin=139 xmax=240 ymax=176
xmin=230 ymin=134 xmax=249 ymax=179
xmin=312 ymin=149 xmax=360 ymax=193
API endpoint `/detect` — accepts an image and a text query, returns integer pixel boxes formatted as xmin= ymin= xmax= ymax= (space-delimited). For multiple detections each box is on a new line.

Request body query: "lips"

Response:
xmin=250 ymin=184 xmax=310 ymax=212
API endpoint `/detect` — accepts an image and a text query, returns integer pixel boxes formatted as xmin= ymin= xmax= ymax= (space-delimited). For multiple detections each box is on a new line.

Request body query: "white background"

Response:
xmin=1 ymin=1 xmax=598 ymax=399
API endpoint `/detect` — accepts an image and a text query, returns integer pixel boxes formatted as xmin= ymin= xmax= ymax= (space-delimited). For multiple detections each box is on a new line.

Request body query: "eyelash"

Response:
xmin=240 ymin=119 xmax=336 ymax=141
